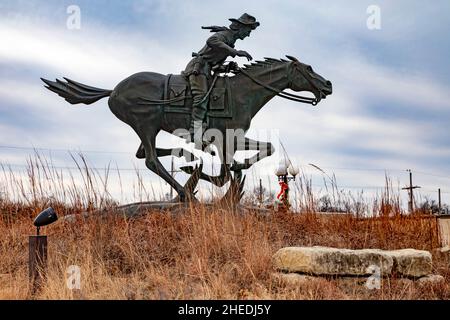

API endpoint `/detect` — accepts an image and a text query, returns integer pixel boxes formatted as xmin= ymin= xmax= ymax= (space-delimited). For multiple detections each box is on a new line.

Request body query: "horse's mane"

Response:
xmin=240 ymin=57 xmax=289 ymax=72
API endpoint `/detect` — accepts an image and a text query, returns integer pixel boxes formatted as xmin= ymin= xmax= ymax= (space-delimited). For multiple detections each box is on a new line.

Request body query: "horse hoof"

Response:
xmin=176 ymin=190 xmax=186 ymax=202
xmin=135 ymin=144 xmax=145 ymax=159
xmin=174 ymin=191 xmax=197 ymax=203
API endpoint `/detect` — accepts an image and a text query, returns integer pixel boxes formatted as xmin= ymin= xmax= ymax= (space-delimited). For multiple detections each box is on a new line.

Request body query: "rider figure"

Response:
xmin=182 ymin=13 xmax=259 ymax=147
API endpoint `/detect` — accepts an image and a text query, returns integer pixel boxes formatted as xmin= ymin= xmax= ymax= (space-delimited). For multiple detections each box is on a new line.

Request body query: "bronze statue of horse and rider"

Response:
xmin=41 ymin=13 xmax=332 ymax=202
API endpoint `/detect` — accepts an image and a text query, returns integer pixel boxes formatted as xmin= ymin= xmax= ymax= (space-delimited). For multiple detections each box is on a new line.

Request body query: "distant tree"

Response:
xmin=317 ymin=195 xmax=347 ymax=213
xmin=243 ymin=185 xmax=275 ymax=207
xmin=418 ymin=196 xmax=449 ymax=215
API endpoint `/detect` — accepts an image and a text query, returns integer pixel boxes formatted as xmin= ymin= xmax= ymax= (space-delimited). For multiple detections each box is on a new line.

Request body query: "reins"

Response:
xmin=236 ymin=66 xmax=318 ymax=105
xmin=138 ymin=62 xmax=320 ymax=106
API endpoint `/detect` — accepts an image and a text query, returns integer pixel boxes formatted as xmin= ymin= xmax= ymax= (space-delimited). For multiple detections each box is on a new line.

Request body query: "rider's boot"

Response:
xmin=189 ymin=119 xmax=211 ymax=151
xmin=188 ymin=99 xmax=210 ymax=149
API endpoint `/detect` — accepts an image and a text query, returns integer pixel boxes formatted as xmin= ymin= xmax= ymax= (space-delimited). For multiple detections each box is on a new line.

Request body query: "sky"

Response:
xmin=0 ymin=0 xmax=449 ymax=208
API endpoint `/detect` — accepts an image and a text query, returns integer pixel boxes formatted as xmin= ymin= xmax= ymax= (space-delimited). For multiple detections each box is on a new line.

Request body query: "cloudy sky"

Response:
xmin=0 ymin=0 xmax=449 ymax=207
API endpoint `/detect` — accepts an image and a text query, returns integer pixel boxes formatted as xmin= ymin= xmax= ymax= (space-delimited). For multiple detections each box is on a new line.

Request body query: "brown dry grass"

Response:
xmin=0 ymin=203 xmax=449 ymax=300
xmin=0 ymin=154 xmax=449 ymax=300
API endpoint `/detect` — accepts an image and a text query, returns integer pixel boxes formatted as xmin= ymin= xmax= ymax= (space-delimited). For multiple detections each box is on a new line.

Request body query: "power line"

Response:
xmin=421 ymin=188 xmax=450 ymax=194
xmin=1 ymin=144 xmax=450 ymax=179
xmin=1 ymin=162 xmax=448 ymax=190
xmin=0 ymin=163 xmax=148 ymax=172
xmin=319 ymin=166 xmax=403 ymax=172
xmin=0 ymin=144 xmax=130 ymax=154
xmin=311 ymin=185 xmax=386 ymax=190
xmin=1 ymin=162 xmax=448 ymax=198
xmin=414 ymin=170 xmax=450 ymax=180
xmin=0 ymin=163 xmax=409 ymax=189
xmin=1 ymin=145 xmax=449 ymax=194
xmin=305 ymin=166 xmax=450 ymax=180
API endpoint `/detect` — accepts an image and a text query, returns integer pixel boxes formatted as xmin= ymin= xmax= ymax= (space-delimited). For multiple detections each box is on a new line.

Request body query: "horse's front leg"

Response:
xmin=179 ymin=163 xmax=231 ymax=187
xmin=179 ymin=140 xmax=232 ymax=187
xmin=230 ymin=137 xmax=275 ymax=171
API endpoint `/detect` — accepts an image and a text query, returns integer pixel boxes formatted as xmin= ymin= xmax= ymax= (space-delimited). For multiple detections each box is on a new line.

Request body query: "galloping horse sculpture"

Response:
xmin=41 ymin=55 xmax=332 ymax=202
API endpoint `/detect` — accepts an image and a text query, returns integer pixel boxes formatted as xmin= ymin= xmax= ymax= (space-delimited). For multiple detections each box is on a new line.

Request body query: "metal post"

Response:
xmin=284 ymin=175 xmax=289 ymax=207
xmin=429 ymin=215 xmax=433 ymax=250
xmin=283 ymin=175 xmax=290 ymax=210
xmin=409 ymin=170 xmax=413 ymax=212
xmin=438 ymin=188 xmax=442 ymax=214
xmin=29 ymin=235 xmax=47 ymax=294
xmin=402 ymin=169 xmax=420 ymax=214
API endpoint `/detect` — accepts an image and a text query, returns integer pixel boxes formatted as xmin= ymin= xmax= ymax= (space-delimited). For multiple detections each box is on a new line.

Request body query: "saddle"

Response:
xmin=163 ymin=74 xmax=233 ymax=118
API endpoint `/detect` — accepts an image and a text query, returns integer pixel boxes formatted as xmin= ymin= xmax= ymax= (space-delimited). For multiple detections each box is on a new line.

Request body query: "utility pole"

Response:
xmin=402 ymin=169 xmax=421 ymax=213
xmin=438 ymin=188 xmax=442 ymax=214
xmin=168 ymin=157 xmax=180 ymax=200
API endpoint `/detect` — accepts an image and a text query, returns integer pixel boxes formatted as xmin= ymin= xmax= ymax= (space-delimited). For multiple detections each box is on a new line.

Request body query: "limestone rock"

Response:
xmin=272 ymin=272 xmax=320 ymax=285
xmin=439 ymin=246 xmax=450 ymax=253
xmin=273 ymin=246 xmax=394 ymax=276
xmin=386 ymin=249 xmax=432 ymax=277
xmin=417 ymin=274 xmax=445 ymax=287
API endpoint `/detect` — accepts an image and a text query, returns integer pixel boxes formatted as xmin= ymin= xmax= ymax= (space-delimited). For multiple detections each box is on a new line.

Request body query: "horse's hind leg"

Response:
xmin=136 ymin=126 xmax=187 ymax=201
xmin=179 ymin=140 xmax=232 ymax=187
xmin=136 ymin=143 xmax=198 ymax=162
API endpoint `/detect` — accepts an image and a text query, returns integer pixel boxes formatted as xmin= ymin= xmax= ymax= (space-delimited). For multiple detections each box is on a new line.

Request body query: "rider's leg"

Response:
xmin=189 ymin=74 xmax=209 ymax=147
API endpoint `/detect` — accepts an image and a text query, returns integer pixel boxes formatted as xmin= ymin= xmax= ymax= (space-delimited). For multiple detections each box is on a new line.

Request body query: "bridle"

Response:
xmin=236 ymin=62 xmax=320 ymax=106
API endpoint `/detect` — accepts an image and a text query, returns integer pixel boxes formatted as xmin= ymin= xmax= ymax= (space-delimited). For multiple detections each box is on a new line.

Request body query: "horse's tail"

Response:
xmin=40 ymin=77 xmax=112 ymax=105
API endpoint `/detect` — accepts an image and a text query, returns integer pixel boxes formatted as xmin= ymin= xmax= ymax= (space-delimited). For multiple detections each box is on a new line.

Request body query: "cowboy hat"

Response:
xmin=229 ymin=13 xmax=260 ymax=29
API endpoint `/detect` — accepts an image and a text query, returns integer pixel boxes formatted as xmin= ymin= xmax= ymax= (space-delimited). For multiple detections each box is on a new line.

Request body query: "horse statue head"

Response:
xmin=285 ymin=55 xmax=333 ymax=103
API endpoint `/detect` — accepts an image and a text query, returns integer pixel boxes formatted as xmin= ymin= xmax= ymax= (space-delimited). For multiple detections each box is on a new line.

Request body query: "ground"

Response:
xmin=0 ymin=201 xmax=448 ymax=300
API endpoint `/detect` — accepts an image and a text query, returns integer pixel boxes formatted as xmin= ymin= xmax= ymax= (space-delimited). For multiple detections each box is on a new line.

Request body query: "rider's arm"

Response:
xmin=206 ymin=34 xmax=238 ymax=57
xmin=212 ymin=61 xmax=238 ymax=73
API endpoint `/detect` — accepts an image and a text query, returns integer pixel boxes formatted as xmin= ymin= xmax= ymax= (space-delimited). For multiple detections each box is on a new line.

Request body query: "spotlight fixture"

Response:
xmin=33 ymin=207 xmax=58 ymax=235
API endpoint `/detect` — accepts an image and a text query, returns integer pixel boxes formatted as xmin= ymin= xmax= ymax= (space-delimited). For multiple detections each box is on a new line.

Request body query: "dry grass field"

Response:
xmin=0 ymin=156 xmax=449 ymax=300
